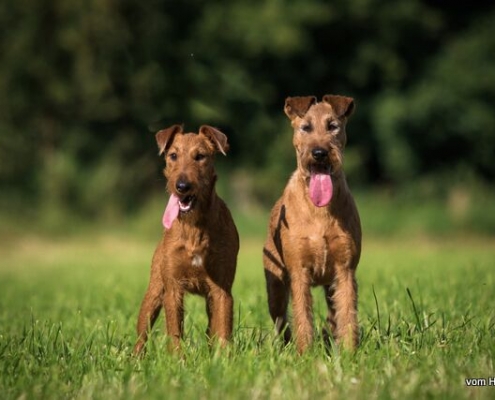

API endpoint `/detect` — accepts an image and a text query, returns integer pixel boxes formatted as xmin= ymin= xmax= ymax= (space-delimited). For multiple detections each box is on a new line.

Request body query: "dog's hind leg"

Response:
xmin=263 ymin=262 xmax=291 ymax=345
xmin=322 ymin=284 xmax=338 ymax=348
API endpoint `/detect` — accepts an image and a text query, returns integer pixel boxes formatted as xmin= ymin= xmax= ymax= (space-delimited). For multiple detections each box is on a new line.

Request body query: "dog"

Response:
xmin=263 ymin=95 xmax=361 ymax=353
xmin=134 ymin=124 xmax=239 ymax=354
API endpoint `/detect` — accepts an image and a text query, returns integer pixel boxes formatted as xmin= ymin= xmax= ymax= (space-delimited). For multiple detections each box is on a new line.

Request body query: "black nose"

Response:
xmin=311 ymin=148 xmax=328 ymax=162
xmin=176 ymin=180 xmax=191 ymax=194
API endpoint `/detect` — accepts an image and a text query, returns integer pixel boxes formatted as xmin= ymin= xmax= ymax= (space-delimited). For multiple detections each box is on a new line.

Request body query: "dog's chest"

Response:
xmin=191 ymin=253 xmax=204 ymax=268
xmin=182 ymin=237 xmax=209 ymax=272
xmin=292 ymin=220 xmax=350 ymax=284
xmin=163 ymin=231 xmax=212 ymax=285
xmin=173 ymin=249 xmax=210 ymax=294
xmin=301 ymin=233 xmax=333 ymax=282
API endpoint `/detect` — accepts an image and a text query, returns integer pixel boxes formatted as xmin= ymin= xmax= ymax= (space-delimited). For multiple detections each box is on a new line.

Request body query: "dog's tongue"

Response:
xmin=309 ymin=172 xmax=333 ymax=207
xmin=162 ymin=193 xmax=180 ymax=229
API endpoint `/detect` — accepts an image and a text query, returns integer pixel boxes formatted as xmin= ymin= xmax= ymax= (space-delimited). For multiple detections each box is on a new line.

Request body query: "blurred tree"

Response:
xmin=0 ymin=0 xmax=174 ymax=214
xmin=372 ymin=10 xmax=495 ymax=183
xmin=0 ymin=0 xmax=494 ymax=217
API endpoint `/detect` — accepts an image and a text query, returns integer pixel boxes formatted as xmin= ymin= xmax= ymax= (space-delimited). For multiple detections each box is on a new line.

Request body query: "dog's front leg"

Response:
xmin=163 ymin=284 xmax=185 ymax=351
xmin=207 ymin=287 xmax=233 ymax=346
xmin=134 ymin=265 xmax=164 ymax=355
xmin=290 ymin=269 xmax=314 ymax=353
xmin=332 ymin=268 xmax=359 ymax=350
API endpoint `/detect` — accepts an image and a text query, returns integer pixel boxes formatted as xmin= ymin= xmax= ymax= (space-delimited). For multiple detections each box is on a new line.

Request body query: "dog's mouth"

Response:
xmin=307 ymin=163 xmax=333 ymax=207
xmin=304 ymin=163 xmax=333 ymax=182
xmin=309 ymin=163 xmax=332 ymax=176
xmin=178 ymin=195 xmax=196 ymax=213
xmin=162 ymin=193 xmax=197 ymax=229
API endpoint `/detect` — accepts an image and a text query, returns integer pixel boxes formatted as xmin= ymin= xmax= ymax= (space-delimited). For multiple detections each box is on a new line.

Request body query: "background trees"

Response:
xmin=1 ymin=0 xmax=494 ymax=217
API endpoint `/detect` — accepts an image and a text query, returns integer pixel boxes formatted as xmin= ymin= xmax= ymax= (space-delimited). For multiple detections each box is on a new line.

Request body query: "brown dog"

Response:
xmin=263 ymin=95 xmax=361 ymax=353
xmin=134 ymin=125 xmax=239 ymax=354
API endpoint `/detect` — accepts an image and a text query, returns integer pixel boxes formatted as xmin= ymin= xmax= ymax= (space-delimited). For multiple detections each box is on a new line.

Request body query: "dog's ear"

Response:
xmin=284 ymin=96 xmax=317 ymax=120
xmin=322 ymin=95 xmax=355 ymax=118
xmin=156 ymin=124 xmax=183 ymax=155
xmin=199 ymin=125 xmax=229 ymax=156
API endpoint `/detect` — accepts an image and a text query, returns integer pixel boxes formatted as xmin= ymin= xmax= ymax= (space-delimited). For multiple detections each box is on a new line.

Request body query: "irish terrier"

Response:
xmin=263 ymin=95 xmax=361 ymax=353
xmin=133 ymin=125 xmax=239 ymax=355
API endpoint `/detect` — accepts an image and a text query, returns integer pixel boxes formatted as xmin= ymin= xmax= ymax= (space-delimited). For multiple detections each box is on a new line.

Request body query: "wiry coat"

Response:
xmin=134 ymin=125 xmax=239 ymax=354
xmin=263 ymin=95 xmax=361 ymax=353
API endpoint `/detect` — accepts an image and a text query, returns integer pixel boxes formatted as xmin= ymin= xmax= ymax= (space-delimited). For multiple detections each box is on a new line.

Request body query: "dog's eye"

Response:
xmin=299 ymin=123 xmax=312 ymax=133
xmin=194 ymin=153 xmax=206 ymax=161
xmin=326 ymin=120 xmax=340 ymax=132
xmin=169 ymin=152 xmax=177 ymax=161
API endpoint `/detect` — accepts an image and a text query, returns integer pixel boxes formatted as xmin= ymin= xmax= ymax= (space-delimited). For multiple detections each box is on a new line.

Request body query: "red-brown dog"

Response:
xmin=134 ymin=125 xmax=239 ymax=354
xmin=263 ymin=95 xmax=362 ymax=353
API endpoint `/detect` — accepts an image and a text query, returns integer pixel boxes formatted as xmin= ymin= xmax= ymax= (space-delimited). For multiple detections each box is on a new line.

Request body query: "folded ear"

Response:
xmin=322 ymin=95 xmax=355 ymax=118
xmin=284 ymin=96 xmax=317 ymax=120
xmin=199 ymin=125 xmax=229 ymax=156
xmin=156 ymin=124 xmax=183 ymax=155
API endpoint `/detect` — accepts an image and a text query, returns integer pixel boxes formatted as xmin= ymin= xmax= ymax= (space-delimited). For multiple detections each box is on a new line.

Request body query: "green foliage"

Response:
xmin=372 ymin=10 xmax=495 ymax=183
xmin=0 ymin=234 xmax=494 ymax=399
xmin=1 ymin=0 xmax=495 ymax=215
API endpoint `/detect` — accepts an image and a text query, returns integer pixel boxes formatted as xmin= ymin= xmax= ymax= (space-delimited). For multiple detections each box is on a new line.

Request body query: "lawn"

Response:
xmin=0 ymin=229 xmax=494 ymax=399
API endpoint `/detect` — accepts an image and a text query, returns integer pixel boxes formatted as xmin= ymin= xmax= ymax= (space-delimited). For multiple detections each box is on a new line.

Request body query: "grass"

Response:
xmin=0 ymin=224 xmax=494 ymax=399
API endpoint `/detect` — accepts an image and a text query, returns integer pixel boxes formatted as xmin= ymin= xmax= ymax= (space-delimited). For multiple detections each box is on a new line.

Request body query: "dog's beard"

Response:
xmin=162 ymin=178 xmax=216 ymax=229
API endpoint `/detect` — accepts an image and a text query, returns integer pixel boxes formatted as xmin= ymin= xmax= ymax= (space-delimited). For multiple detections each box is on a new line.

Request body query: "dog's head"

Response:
xmin=284 ymin=95 xmax=354 ymax=207
xmin=155 ymin=125 xmax=229 ymax=228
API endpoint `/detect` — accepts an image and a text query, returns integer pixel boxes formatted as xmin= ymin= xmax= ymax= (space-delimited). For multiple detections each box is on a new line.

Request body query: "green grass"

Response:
xmin=0 ymin=232 xmax=494 ymax=399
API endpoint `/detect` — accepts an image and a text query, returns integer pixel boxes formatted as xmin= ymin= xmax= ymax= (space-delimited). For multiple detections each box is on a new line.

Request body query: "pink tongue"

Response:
xmin=309 ymin=173 xmax=333 ymax=207
xmin=162 ymin=194 xmax=180 ymax=229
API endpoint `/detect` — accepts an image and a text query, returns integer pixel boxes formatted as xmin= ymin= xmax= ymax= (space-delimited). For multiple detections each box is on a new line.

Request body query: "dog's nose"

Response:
xmin=176 ymin=180 xmax=191 ymax=194
xmin=311 ymin=148 xmax=328 ymax=162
